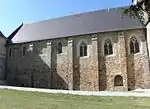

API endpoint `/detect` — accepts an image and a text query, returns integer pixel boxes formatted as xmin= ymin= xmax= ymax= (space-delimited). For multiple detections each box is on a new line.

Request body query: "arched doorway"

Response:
xmin=114 ymin=75 xmax=123 ymax=86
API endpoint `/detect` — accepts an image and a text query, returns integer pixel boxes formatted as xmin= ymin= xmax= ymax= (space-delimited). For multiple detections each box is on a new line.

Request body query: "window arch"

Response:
xmin=57 ymin=42 xmax=62 ymax=54
xmin=130 ymin=37 xmax=140 ymax=54
xmin=104 ymin=39 xmax=113 ymax=55
xmin=80 ymin=41 xmax=87 ymax=57
xmin=114 ymin=75 xmax=123 ymax=86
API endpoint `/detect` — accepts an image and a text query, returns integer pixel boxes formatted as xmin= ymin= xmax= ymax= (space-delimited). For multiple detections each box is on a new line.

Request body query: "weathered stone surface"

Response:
xmin=6 ymin=28 xmax=150 ymax=91
xmin=0 ymin=36 xmax=6 ymax=81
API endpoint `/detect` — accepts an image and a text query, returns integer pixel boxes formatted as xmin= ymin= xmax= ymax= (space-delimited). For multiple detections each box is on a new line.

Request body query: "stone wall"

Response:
xmin=6 ymin=40 xmax=51 ymax=88
xmin=0 ymin=36 xmax=6 ymax=81
xmin=6 ymin=38 xmax=72 ymax=89
xmin=125 ymin=29 xmax=150 ymax=90
xmin=98 ymin=32 xmax=128 ymax=91
xmin=51 ymin=38 xmax=69 ymax=89
xmin=6 ymin=28 xmax=150 ymax=91
xmin=73 ymin=35 xmax=99 ymax=91
xmin=98 ymin=29 xmax=150 ymax=91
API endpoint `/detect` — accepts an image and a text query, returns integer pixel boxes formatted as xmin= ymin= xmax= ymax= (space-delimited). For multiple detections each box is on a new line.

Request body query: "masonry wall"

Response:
xmin=73 ymin=35 xmax=99 ymax=91
xmin=0 ymin=36 xmax=6 ymax=81
xmin=98 ymin=29 xmax=150 ymax=91
xmin=125 ymin=29 xmax=150 ymax=90
xmin=6 ymin=40 xmax=51 ymax=88
xmin=98 ymin=32 xmax=128 ymax=91
xmin=6 ymin=28 xmax=150 ymax=91
xmin=51 ymin=38 xmax=69 ymax=89
xmin=6 ymin=38 xmax=73 ymax=89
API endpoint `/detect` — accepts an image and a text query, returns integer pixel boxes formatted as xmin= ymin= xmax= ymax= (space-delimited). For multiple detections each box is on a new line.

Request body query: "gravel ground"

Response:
xmin=0 ymin=86 xmax=150 ymax=97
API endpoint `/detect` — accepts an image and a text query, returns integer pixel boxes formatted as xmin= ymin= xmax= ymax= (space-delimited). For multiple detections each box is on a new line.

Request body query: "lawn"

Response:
xmin=0 ymin=89 xmax=150 ymax=109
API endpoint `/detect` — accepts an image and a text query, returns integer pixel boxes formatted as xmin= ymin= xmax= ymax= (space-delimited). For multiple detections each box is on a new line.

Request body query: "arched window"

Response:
xmin=130 ymin=37 xmax=140 ymax=54
xmin=104 ymin=39 xmax=113 ymax=55
xmin=57 ymin=42 xmax=62 ymax=54
xmin=80 ymin=41 xmax=87 ymax=57
xmin=114 ymin=75 xmax=123 ymax=86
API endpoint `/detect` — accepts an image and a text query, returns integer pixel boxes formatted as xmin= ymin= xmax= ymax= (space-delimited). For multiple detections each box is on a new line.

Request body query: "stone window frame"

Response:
xmin=77 ymin=39 xmax=89 ymax=58
xmin=79 ymin=41 xmax=87 ymax=57
xmin=127 ymin=34 xmax=142 ymax=55
xmin=101 ymin=36 xmax=115 ymax=57
xmin=104 ymin=39 xmax=113 ymax=55
xmin=130 ymin=37 xmax=140 ymax=54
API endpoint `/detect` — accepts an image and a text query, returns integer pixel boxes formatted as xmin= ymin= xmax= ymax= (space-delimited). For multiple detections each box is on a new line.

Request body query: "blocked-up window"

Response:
xmin=104 ymin=39 xmax=113 ymax=55
xmin=130 ymin=37 xmax=140 ymax=54
xmin=80 ymin=41 xmax=87 ymax=57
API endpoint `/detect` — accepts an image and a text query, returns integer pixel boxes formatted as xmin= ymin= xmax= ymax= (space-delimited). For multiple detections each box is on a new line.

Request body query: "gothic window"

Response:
xmin=104 ymin=39 xmax=113 ymax=55
xmin=130 ymin=37 xmax=140 ymax=54
xmin=114 ymin=75 xmax=123 ymax=86
xmin=57 ymin=42 xmax=62 ymax=54
xmin=80 ymin=41 xmax=87 ymax=57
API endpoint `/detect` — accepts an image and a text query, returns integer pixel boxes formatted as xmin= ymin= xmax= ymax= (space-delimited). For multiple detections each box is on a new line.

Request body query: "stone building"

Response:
xmin=0 ymin=32 xmax=7 ymax=84
xmin=5 ymin=7 xmax=150 ymax=91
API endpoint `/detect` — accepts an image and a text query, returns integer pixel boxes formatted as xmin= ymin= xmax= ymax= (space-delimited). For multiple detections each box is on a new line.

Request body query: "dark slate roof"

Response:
xmin=7 ymin=24 xmax=23 ymax=44
xmin=10 ymin=7 xmax=145 ymax=43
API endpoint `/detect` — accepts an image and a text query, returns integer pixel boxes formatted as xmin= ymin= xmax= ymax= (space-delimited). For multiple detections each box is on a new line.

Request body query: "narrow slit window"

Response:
xmin=58 ymin=42 xmax=62 ymax=54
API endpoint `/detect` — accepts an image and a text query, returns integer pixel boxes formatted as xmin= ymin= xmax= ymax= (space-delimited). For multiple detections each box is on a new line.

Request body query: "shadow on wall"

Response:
xmin=127 ymin=54 xmax=136 ymax=91
xmin=99 ymin=56 xmax=107 ymax=91
xmin=71 ymin=39 xmax=81 ymax=90
xmin=51 ymin=41 xmax=68 ymax=90
xmin=73 ymin=56 xmax=80 ymax=90
xmin=98 ymin=38 xmax=107 ymax=91
xmin=6 ymin=41 xmax=68 ymax=90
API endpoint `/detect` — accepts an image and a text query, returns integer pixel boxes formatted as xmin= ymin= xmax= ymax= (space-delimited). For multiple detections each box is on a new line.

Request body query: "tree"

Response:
xmin=123 ymin=0 xmax=150 ymax=25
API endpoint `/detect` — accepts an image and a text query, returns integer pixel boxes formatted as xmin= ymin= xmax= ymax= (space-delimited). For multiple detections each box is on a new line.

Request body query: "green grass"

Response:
xmin=0 ymin=89 xmax=150 ymax=109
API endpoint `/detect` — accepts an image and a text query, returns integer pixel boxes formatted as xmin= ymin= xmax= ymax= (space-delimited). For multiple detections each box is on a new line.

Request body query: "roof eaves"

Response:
xmin=12 ymin=26 xmax=145 ymax=44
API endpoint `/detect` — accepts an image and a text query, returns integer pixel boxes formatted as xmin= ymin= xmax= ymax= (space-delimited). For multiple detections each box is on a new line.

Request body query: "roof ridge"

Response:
xmin=10 ymin=5 xmax=144 ymax=43
xmin=25 ymin=5 xmax=129 ymax=25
